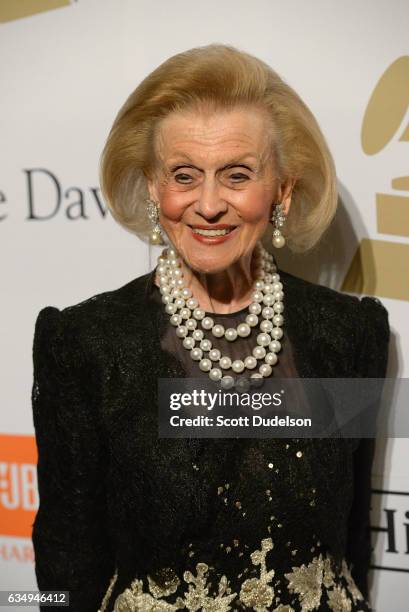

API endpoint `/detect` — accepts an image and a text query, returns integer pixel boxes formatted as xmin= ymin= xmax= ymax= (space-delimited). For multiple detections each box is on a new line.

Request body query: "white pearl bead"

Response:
xmin=201 ymin=317 xmax=214 ymax=330
xmin=253 ymin=346 xmax=266 ymax=359
xmin=250 ymin=372 xmax=264 ymax=386
xmin=271 ymin=327 xmax=283 ymax=340
xmin=271 ymin=273 xmax=279 ymax=282
xmin=169 ymin=278 xmax=177 ymax=288
xmin=273 ymin=302 xmax=284 ymax=313
xmin=174 ymin=298 xmax=185 ymax=309
xmin=167 ymin=247 xmax=176 ymax=257
xmin=259 ymin=363 xmax=272 ymax=377
xmin=176 ymin=325 xmax=188 ymax=338
xmin=159 ymin=275 xmax=168 ymax=286
xmin=186 ymin=319 xmax=197 ymax=330
xmin=260 ymin=320 xmax=273 ymax=333
xmin=212 ymin=324 xmax=225 ymax=338
xmin=192 ymin=329 xmax=204 ymax=341
xmin=221 ymin=376 xmax=235 ymax=389
xmin=219 ymin=356 xmax=232 ymax=370
xmin=237 ymin=323 xmax=251 ymax=338
xmin=159 ymin=285 xmax=171 ymax=295
xmin=262 ymin=294 xmax=275 ymax=306
xmin=162 ymin=295 xmax=172 ymax=305
xmin=157 ymin=264 xmax=167 ymax=275
xmin=273 ymin=314 xmax=284 ymax=326
xmin=168 ymin=258 xmax=179 ymax=268
xmin=170 ymin=314 xmax=182 ymax=326
xmin=244 ymin=356 xmax=257 ymax=369
xmin=265 ymin=352 xmax=278 ymax=365
xmin=269 ymin=340 xmax=281 ymax=353
xmin=236 ymin=377 xmax=250 ymax=392
xmin=263 ymin=283 xmax=274 ymax=293
xmin=272 ymin=234 xmax=285 ymax=248
xmin=165 ymin=303 xmax=177 ymax=315
xmin=187 ymin=298 xmax=199 ymax=310
xmin=273 ymin=282 xmax=283 ymax=291
xmin=182 ymin=337 xmax=195 ymax=350
xmin=257 ymin=333 xmax=271 ymax=347
xmin=171 ymin=268 xmax=183 ymax=279
xmin=209 ymin=349 xmax=221 ymax=362
xmin=181 ymin=287 xmax=192 ymax=299
xmin=249 ymin=303 xmax=262 ymax=315
xmin=209 ymin=368 xmax=222 ymax=381
xmin=274 ymin=291 xmax=284 ymax=301
xmin=200 ymin=339 xmax=212 ymax=352
xmin=232 ymin=360 xmax=245 ymax=373
xmin=225 ymin=328 xmax=238 ymax=341
xmin=246 ymin=314 xmax=258 ymax=327
xmin=190 ymin=348 xmax=203 ymax=361
xmin=180 ymin=308 xmax=191 ymax=320
xmin=199 ymin=358 xmax=212 ymax=372
xmin=176 ymin=279 xmax=184 ymax=287
xmin=193 ymin=308 xmax=205 ymax=320
xmin=262 ymin=307 xmax=274 ymax=319
xmin=251 ymin=290 xmax=264 ymax=303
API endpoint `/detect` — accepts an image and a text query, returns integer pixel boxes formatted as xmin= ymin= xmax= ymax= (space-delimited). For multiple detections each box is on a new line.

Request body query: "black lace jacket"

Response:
xmin=31 ymin=269 xmax=390 ymax=612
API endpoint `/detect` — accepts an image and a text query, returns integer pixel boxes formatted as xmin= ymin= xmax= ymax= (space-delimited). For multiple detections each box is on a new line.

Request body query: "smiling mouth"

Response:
xmin=189 ymin=225 xmax=237 ymax=237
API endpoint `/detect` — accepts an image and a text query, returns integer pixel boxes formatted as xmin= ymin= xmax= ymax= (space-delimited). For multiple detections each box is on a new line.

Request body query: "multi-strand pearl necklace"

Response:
xmin=157 ymin=242 xmax=284 ymax=389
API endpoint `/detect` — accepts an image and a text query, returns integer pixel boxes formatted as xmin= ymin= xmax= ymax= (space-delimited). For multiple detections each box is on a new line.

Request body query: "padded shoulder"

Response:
xmin=34 ymin=272 xmax=154 ymax=364
xmin=279 ymin=269 xmax=390 ymax=377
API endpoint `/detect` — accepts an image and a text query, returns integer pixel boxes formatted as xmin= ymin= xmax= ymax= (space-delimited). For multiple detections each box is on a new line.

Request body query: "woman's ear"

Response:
xmin=145 ymin=171 xmax=159 ymax=202
xmin=279 ymin=178 xmax=296 ymax=215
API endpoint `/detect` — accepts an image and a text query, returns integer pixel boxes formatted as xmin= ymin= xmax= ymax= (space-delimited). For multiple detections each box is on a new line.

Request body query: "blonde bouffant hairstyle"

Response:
xmin=100 ymin=44 xmax=337 ymax=253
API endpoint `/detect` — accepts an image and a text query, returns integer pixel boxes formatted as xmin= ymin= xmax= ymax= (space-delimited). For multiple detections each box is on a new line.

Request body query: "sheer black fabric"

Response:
xmin=31 ymin=268 xmax=390 ymax=611
xmin=149 ymin=280 xmax=300 ymax=379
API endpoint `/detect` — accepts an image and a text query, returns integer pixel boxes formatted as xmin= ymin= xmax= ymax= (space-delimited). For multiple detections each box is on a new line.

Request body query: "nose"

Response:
xmin=193 ymin=176 xmax=228 ymax=219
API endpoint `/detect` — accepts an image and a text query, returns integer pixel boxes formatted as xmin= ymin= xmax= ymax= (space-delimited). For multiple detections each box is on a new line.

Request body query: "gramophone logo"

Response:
xmin=342 ymin=56 xmax=409 ymax=301
xmin=0 ymin=0 xmax=72 ymax=23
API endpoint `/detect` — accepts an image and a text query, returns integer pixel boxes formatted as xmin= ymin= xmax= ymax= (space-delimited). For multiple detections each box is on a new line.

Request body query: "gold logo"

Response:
xmin=342 ymin=56 xmax=409 ymax=301
xmin=0 ymin=0 xmax=71 ymax=23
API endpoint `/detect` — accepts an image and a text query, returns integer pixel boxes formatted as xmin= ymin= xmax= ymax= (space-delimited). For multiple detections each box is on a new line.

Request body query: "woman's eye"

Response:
xmin=229 ymin=173 xmax=250 ymax=182
xmin=174 ymin=173 xmax=193 ymax=184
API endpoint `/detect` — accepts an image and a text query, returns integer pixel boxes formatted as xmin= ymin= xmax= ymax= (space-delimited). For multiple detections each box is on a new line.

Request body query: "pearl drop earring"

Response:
xmin=271 ymin=202 xmax=286 ymax=249
xmin=147 ymin=199 xmax=163 ymax=245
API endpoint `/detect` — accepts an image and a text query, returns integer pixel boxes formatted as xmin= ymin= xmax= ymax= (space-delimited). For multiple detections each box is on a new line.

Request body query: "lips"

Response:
xmin=188 ymin=224 xmax=239 ymax=244
xmin=189 ymin=224 xmax=237 ymax=230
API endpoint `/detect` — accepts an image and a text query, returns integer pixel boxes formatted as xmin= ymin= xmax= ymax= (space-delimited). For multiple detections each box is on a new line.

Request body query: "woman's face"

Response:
xmin=148 ymin=106 xmax=292 ymax=274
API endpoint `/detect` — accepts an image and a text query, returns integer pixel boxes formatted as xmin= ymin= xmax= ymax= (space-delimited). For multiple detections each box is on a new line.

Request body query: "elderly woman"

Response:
xmin=31 ymin=45 xmax=389 ymax=611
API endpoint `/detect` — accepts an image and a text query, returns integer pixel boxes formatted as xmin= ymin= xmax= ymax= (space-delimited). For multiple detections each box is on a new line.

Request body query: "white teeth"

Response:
xmin=192 ymin=228 xmax=233 ymax=236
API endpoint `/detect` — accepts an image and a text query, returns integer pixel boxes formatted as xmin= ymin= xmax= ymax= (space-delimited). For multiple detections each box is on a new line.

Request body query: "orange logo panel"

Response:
xmin=0 ymin=435 xmax=38 ymax=538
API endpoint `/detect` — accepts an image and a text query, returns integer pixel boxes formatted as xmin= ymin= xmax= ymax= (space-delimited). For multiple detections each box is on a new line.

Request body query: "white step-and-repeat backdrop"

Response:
xmin=1 ymin=1 xmax=408 ymax=610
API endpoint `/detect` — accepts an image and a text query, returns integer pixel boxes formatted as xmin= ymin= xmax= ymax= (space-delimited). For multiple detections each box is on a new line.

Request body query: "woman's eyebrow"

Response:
xmin=168 ymin=154 xmax=260 ymax=173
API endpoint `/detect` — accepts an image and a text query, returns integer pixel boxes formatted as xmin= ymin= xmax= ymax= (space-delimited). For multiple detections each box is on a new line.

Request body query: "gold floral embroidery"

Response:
xmin=284 ymin=555 xmax=324 ymax=611
xmin=99 ymin=538 xmax=366 ymax=612
xmin=98 ymin=569 xmax=118 ymax=612
xmin=112 ymin=562 xmax=236 ymax=611
xmin=239 ymin=538 xmax=275 ymax=610
xmin=327 ymin=584 xmax=352 ymax=612
xmin=323 ymin=557 xmax=336 ymax=589
xmin=340 ymin=560 xmax=364 ymax=604
xmin=148 ymin=568 xmax=180 ymax=598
